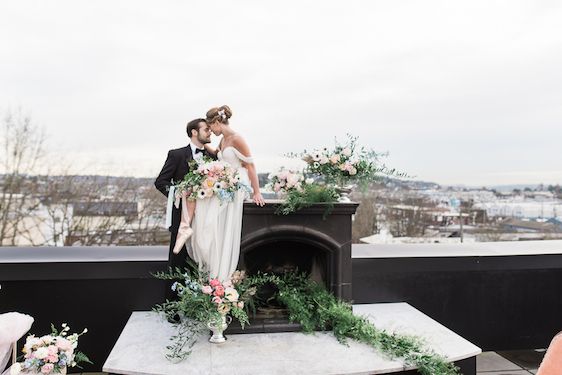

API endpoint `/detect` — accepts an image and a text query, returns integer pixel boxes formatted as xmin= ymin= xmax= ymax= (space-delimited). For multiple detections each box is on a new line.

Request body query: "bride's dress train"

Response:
xmin=188 ymin=146 xmax=252 ymax=282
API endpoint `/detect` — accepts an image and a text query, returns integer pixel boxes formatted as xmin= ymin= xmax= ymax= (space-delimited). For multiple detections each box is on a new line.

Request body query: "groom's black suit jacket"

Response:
xmin=154 ymin=145 xmax=216 ymax=233
xmin=155 ymin=145 xmax=216 ymax=302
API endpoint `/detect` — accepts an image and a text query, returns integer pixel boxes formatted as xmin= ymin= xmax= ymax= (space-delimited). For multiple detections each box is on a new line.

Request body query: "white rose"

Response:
xmin=342 ymin=147 xmax=352 ymax=157
xmin=224 ymin=287 xmax=239 ymax=302
xmin=10 ymin=363 xmax=22 ymax=375
xmin=319 ymin=156 xmax=329 ymax=164
xmin=34 ymin=347 xmax=49 ymax=359
xmin=40 ymin=335 xmax=53 ymax=345
xmin=350 ymin=167 xmax=357 ymax=175
xmin=25 ymin=336 xmax=41 ymax=348
xmin=305 ymin=178 xmax=314 ymax=185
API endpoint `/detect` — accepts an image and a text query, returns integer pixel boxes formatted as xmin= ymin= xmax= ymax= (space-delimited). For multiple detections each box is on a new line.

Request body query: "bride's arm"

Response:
xmin=231 ymin=137 xmax=265 ymax=207
xmin=204 ymin=143 xmax=218 ymax=156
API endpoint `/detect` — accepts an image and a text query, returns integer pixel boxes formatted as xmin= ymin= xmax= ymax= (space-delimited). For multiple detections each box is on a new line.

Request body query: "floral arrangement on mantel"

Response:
xmin=11 ymin=324 xmax=91 ymax=375
xmin=269 ymin=134 xmax=409 ymax=215
xmin=152 ymin=264 xmax=459 ymax=375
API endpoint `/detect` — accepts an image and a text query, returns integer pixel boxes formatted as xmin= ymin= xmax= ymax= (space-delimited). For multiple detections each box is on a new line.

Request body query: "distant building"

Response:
xmin=500 ymin=218 xmax=560 ymax=233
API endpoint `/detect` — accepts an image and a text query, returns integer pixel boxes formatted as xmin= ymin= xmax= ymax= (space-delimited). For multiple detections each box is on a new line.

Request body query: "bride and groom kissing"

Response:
xmin=154 ymin=105 xmax=265 ymax=302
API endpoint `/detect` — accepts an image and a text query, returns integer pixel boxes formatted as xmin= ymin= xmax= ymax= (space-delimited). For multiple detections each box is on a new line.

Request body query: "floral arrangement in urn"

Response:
xmin=270 ymin=134 xmax=408 ymax=212
xmin=11 ymin=324 xmax=91 ymax=375
xmin=298 ymin=134 xmax=407 ymax=190
xmin=153 ymin=264 xmax=257 ymax=360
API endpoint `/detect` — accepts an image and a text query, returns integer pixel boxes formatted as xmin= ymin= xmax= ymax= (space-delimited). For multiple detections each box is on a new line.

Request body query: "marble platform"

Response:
xmin=103 ymin=303 xmax=481 ymax=375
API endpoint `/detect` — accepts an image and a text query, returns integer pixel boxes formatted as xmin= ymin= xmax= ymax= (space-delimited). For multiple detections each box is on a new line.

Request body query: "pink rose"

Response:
xmin=55 ymin=337 xmax=72 ymax=351
xmin=41 ymin=363 xmax=54 ymax=374
xmin=237 ymin=301 xmax=244 ymax=308
xmin=46 ymin=354 xmax=58 ymax=363
xmin=287 ymin=174 xmax=300 ymax=186
xmin=209 ymin=279 xmax=221 ymax=288
xmin=222 ymin=280 xmax=233 ymax=288
xmin=214 ymin=285 xmax=225 ymax=297
xmin=47 ymin=345 xmax=58 ymax=356
xmin=201 ymin=285 xmax=213 ymax=295
xmin=212 ymin=296 xmax=222 ymax=304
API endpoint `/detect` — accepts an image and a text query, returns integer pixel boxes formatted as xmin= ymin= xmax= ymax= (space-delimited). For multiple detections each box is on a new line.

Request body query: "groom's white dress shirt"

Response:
xmin=189 ymin=141 xmax=205 ymax=162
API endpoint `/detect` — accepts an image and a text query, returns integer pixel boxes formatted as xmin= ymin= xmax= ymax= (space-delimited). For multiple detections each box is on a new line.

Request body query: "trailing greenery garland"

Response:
xmin=245 ymin=272 xmax=459 ymax=375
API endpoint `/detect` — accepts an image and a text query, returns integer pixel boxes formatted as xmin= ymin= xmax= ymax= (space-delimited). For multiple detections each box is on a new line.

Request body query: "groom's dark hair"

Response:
xmin=186 ymin=118 xmax=206 ymax=137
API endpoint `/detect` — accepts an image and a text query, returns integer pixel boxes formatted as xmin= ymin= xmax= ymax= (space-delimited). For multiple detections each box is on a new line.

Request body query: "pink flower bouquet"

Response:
xmin=11 ymin=324 xmax=91 ymax=375
xmin=175 ymin=158 xmax=250 ymax=203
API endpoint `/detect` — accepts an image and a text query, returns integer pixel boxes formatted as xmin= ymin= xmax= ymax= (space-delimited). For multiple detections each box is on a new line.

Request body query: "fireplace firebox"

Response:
xmin=226 ymin=200 xmax=358 ymax=334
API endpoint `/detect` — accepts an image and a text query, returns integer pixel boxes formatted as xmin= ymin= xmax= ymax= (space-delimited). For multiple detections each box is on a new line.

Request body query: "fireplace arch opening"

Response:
xmin=238 ymin=227 xmax=342 ymax=321
xmin=243 ymin=239 xmax=329 ymax=288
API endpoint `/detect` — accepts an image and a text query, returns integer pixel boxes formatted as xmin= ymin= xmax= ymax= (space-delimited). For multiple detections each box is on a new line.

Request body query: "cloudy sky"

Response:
xmin=1 ymin=1 xmax=561 ymax=186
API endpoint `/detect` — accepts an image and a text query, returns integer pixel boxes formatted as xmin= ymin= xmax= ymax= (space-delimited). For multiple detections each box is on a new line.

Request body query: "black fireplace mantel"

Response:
xmin=242 ymin=200 xmax=359 ymax=215
xmin=240 ymin=200 xmax=359 ymax=302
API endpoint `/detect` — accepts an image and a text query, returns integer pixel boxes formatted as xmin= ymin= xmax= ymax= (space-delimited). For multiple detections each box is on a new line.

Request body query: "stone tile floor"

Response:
xmin=477 ymin=350 xmax=546 ymax=375
xmin=72 ymin=350 xmax=546 ymax=374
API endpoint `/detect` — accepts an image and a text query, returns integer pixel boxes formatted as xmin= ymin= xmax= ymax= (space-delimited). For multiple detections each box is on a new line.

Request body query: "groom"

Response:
xmin=155 ymin=118 xmax=215 ymax=301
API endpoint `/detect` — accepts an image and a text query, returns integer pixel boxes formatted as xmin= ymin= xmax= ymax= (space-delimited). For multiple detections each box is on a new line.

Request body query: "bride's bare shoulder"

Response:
xmin=231 ymin=135 xmax=251 ymax=156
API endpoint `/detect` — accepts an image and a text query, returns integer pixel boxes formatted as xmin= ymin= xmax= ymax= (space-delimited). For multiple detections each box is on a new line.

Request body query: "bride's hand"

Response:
xmin=253 ymin=192 xmax=266 ymax=207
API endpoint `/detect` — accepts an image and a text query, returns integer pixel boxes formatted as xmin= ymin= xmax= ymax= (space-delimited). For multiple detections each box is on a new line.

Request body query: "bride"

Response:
xmin=188 ymin=105 xmax=265 ymax=282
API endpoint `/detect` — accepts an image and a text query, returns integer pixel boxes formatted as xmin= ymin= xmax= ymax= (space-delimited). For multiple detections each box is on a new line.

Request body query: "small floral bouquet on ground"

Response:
xmin=153 ymin=264 xmax=257 ymax=361
xmin=266 ymin=168 xmax=310 ymax=195
xmin=175 ymin=158 xmax=250 ymax=204
xmin=11 ymin=324 xmax=91 ymax=375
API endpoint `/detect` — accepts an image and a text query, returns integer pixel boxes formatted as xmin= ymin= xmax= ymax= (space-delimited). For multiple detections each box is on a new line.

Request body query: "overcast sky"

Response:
xmin=1 ymin=1 xmax=561 ymax=186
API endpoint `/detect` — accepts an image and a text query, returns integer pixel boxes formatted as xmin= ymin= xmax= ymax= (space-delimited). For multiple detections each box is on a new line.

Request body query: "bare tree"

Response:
xmin=351 ymin=192 xmax=378 ymax=243
xmin=0 ymin=109 xmax=46 ymax=245
xmin=383 ymin=195 xmax=437 ymax=237
xmin=0 ymin=108 xmax=169 ymax=246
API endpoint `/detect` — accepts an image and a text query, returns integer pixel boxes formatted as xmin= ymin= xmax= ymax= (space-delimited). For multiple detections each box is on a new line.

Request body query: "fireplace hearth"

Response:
xmin=226 ymin=200 xmax=358 ymax=334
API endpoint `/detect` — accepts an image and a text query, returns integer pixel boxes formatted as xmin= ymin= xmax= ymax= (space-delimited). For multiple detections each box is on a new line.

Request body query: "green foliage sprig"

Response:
xmin=276 ymin=183 xmax=338 ymax=218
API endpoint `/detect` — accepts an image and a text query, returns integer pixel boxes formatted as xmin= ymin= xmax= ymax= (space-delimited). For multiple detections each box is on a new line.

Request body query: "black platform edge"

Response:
xmin=225 ymin=317 xmax=303 ymax=334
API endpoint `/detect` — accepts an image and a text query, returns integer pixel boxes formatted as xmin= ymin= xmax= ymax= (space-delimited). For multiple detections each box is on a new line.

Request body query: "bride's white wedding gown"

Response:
xmin=188 ymin=146 xmax=252 ymax=282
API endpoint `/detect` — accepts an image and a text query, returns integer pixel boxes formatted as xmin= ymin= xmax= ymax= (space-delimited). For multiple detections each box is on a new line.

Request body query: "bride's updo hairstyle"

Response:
xmin=206 ymin=105 xmax=232 ymax=125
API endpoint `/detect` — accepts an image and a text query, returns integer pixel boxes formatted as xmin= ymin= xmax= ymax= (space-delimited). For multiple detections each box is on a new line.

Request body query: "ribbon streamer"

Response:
xmin=165 ymin=185 xmax=176 ymax=229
